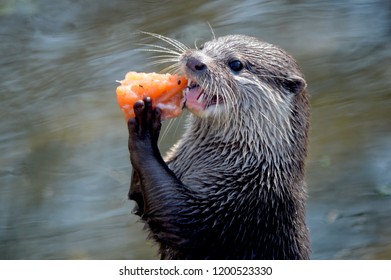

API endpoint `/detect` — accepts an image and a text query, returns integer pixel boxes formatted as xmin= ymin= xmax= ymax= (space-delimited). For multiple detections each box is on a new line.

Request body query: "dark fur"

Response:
xmin=128 ymin=34 xmax=310 ymax=260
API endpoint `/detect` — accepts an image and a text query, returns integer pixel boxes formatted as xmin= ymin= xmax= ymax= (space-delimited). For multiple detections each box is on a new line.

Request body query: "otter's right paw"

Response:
xmin=127 ymin=97 xmax=162 ymax=164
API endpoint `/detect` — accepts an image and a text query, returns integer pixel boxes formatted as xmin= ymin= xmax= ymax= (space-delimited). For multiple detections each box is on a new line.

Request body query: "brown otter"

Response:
xmin=128 ymin=34 xmax=310 ymax=259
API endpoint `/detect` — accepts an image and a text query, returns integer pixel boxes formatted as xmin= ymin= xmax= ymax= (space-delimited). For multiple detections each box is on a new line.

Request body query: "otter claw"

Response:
xmin=133 ymin=100 xmax=145 ymax=115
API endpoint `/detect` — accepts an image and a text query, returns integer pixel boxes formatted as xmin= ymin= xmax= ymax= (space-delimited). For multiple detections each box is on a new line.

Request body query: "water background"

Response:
xmin=1 ymin=0 xmax=390 ymax=259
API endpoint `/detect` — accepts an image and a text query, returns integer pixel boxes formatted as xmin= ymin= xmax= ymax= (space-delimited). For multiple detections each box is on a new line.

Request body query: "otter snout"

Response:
xmin=186 ymin=56 xmax=206 ymax=73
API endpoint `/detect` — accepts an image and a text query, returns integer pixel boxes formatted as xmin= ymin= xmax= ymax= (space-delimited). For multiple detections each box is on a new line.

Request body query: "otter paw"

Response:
xmin=127 ymin=97 xmax=162 ymax=157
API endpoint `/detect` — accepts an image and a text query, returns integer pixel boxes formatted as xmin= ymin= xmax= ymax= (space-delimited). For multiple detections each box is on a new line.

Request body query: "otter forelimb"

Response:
xmin=127 ymin=97 xmax=203 ymax=259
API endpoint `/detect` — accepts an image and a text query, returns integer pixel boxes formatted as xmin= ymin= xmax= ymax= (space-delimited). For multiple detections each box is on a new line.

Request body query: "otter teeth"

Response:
xmin=197 ymin=92 xmax=205 ymax=103
xmin=188 ymin=81 xmax=198 ymax=89
xmin=187 ymin=79 xmax=197 ymax=88
xmin=184 ymin=79 xmax=208 ymax=105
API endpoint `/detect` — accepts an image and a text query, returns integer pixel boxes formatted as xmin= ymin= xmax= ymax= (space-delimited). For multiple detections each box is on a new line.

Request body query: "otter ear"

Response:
xmin=283 ymin=76 xmax=307 ymax=95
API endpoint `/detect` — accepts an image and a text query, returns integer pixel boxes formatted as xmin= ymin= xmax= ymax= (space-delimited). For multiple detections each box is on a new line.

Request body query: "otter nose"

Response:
xmin=186 ymin=57 xmax=206 ymax=72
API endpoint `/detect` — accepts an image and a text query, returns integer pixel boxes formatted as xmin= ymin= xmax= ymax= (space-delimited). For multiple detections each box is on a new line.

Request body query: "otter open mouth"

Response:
xmin=183 ymin=80 xmax=220 ymax=113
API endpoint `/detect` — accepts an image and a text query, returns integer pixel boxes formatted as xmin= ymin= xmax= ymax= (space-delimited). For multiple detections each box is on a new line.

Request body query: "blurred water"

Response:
xmin=0 ymin=0 xmax=390 ymax=259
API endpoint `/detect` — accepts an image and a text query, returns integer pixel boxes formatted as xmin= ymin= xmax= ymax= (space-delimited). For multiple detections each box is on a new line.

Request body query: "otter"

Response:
xmin=127 ymin=34 xmax=310 ymax=260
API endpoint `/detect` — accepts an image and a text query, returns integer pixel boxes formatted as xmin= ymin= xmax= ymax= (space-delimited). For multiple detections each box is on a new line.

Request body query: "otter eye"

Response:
xmin=228 ymin=60 xmax=244 ymax=72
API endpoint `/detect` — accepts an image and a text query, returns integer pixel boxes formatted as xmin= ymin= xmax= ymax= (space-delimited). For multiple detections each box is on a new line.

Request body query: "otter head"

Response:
xmin=180 ymin=34 xmax=307 ymax=131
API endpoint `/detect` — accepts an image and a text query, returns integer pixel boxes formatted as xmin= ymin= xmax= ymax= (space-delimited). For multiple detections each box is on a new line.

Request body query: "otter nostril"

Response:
xmin=195 ymin=64 xmax=205 ymax=71
xmin=186 ymin=57 xmax=206 ymax=72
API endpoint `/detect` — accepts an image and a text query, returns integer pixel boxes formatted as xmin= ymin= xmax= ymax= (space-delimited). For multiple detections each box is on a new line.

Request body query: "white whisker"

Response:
xmin=194 ymin=39 xmax=203 ymax=50
xmin=147 ymin=54 xmax=180 ymax=60
xmin=207 ymin=22 xmax=216 ymax=41
xmin=138 ymin=44 xmax=182 ymax=56
xmin=147 ymin=58 xmax=180 ymax=65
xmin=158 ymin=64 xmax=180 ymax=75
xmin=140 ymin=31 xmax=189 ymax=53
xmin=159 ymin=119 xmax=174 ymax=145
